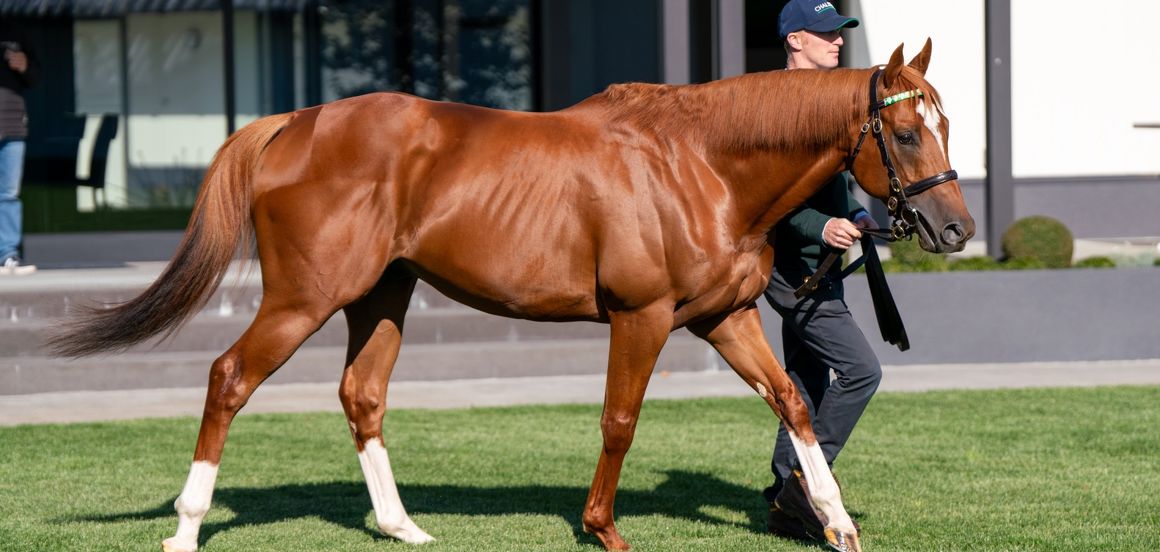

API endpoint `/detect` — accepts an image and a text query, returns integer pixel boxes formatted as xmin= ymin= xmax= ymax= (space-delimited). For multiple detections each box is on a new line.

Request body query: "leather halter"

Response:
xmin=847 ymin=68 xmax=958 ymax=241
xmin=794 ymin=69 xmax=960 ymax=301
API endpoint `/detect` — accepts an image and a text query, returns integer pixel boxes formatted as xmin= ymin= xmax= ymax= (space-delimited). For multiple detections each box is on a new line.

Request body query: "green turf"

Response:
xmin=2 ymin=386 xmax=1158 ymax=551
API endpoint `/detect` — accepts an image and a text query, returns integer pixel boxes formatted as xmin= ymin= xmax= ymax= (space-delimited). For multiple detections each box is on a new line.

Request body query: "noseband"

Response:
xmin=847 ymin=68 xmax=958 ymax=241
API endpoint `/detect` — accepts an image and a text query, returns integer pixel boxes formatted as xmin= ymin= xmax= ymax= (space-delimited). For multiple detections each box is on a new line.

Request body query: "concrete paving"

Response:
xmin=4 ymin=249 xmax=1159 ymax=427
xmin=2 ymin=358 xmax=1158 ymax=426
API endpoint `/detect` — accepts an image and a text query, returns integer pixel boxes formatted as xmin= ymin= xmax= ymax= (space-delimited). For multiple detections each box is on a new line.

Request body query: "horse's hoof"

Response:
xmin=161 ymin=537 xmax=197 ymax=552
xmin=381 ymin=518 xmax=436 ymax=544
xmin=823 ymin=527 xmax=862 ymax=552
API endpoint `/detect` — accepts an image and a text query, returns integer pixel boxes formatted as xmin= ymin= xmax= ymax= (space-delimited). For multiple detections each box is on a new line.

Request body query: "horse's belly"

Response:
xmin=403 ymin=253 xmax=603 ymax=322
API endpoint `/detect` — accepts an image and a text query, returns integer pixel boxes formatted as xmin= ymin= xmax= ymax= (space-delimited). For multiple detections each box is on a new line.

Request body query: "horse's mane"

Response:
xmin=588 ymin=66 xmax=937 ymax=154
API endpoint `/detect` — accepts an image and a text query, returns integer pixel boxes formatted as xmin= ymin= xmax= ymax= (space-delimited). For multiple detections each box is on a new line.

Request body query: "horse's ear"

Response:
xmin=907 ymin=38 xmax=933 ymax=76
xmin=883 ymin=43 xmax=905 ymax=88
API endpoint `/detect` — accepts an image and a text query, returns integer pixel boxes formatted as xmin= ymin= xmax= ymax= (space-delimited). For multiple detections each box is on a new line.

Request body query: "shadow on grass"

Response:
xmin=71 ymin=469 xmax=844 ymax=548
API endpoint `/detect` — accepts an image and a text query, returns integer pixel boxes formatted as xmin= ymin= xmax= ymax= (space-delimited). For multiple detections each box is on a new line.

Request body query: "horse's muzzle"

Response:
xmin=915 ymin=212 xmax=974 ymax=253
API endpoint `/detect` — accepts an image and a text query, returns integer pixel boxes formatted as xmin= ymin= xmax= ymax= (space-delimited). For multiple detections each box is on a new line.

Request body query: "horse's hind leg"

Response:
xmin=162 ymin=299 xmax=334 ymax=552
xmin=338 ymin=268 xmax=433 ymax=544
xmin=689 ymin=307 xmax=861 ymax=552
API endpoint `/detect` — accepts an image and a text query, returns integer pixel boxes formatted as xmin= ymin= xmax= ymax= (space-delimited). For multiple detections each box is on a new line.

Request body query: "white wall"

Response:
xmin=847 ymin=1 xmax=987 ymax=180
xmin=1009 ymin=0 xmax=1160 ymax=177
xmin=850 ymin=0 xmax=1160 ymax=179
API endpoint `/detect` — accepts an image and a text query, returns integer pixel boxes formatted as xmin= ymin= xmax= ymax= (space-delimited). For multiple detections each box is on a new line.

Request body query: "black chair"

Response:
xmin=24 ymin=112 xmax=119 ymax=205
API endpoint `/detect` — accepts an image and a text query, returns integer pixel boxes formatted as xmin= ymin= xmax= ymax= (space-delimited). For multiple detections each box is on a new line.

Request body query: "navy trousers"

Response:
xmin=761 ymin=269 xmax=882 ymax=499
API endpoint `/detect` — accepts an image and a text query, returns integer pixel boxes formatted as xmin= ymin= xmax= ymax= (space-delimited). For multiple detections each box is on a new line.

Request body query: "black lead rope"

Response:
xmin=792 ymin=229 xmax=891 ymax=301
xmin=792 ymin=233 xmax=909 ymax=351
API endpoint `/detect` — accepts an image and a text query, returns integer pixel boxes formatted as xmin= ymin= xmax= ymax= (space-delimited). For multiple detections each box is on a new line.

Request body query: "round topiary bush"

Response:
xmin=1000 ymin=216 xmax=1073 ymax=268
xmin=1074 ymin=256 xmax=1117 ymax=269
xmin=1154 ymin=257 xmax=1160 ymax=267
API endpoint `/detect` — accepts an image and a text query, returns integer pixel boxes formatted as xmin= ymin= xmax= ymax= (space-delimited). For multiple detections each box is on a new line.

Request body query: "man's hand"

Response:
xmin=822 ymin=218 xmax=862 ymax=250
xmin=5 ymin=50 xmax=27 ymax=74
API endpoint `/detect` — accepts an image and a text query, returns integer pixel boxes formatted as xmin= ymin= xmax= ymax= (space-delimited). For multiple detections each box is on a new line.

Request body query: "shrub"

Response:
xmin=1074 ymin=256 xmax=1117 ymax=269
xmin=1000 ymin=216 xmax=1073 ymax=268
xmin=888 ymin=237 xmax=948 ymax=268
xmin=949 ymin=256 xmax=1001 ymax=271
xmin=1155 ymin=257 xmax=1160 ymax=267
xmin=880 ymin=256 xmax=948 ymax=273
xmin=1002 ymin=257 xmax=1047 ymax=270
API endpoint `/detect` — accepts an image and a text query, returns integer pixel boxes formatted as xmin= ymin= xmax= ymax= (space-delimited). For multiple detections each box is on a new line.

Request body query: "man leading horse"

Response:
xmin=760 ymin=1 xmax=884 ymax=545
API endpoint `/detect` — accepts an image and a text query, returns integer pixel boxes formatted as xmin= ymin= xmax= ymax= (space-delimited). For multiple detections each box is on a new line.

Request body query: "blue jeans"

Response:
xmin=0 ymin=138 xmax=25 ymax=261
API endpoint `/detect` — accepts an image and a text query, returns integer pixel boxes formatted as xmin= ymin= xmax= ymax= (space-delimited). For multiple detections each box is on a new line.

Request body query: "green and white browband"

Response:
xmin=880 ymin=89 xmax=924 ymax=108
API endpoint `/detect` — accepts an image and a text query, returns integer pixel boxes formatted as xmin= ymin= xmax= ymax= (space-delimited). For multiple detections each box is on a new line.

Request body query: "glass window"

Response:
xmin=19 ymin=0 xmax=536 ymax=236
xmin=320 ymin=0 xmax=532 ymax=110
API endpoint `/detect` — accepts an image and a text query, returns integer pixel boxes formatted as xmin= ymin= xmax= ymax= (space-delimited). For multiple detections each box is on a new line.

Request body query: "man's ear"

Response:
xmin=907 ymin=38 xmax=933 ymax=76
xmin=785 ymin=32 xmax=801 ymax=52
xmin=883 ymin=43 xmax=905 ymax=88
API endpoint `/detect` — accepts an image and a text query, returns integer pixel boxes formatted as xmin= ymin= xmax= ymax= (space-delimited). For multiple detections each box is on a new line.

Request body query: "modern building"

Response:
xmin=3 ymin=0 xmax=1157 ymax=266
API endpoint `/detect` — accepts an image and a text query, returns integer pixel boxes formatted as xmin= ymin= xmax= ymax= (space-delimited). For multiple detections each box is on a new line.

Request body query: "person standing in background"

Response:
xmin=0 ymin=19 xmax=40 ymax=275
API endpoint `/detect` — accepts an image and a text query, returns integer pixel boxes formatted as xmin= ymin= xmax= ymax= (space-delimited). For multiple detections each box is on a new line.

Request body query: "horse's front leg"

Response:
xmin=689 ymin=306 xmax=861 ymax=552
xmin=582 ymin=302 xmax=673 ymax=551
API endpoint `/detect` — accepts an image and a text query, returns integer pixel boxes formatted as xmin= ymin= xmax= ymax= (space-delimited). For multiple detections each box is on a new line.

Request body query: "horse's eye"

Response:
xmin=897 ymin=131 xmax=916 ymax=145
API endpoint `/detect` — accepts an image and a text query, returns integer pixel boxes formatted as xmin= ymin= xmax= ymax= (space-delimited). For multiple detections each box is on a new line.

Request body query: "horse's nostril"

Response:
xmin=942 ymin=223 xmax=964 ymax=245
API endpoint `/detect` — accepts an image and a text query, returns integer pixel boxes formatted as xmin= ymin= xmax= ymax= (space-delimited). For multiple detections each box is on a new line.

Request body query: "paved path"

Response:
xmin=3 ymin=359 xmax=1158 ymax=426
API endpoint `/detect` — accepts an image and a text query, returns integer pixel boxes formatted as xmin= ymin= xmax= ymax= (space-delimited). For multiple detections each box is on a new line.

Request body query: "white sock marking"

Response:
xmin=163 ymin=461 xmax=219 ymax=552
xmin=787 ymin=432 xmax=856 ymax=533
xmin=357 ymin=437 xmax=435 ymax=544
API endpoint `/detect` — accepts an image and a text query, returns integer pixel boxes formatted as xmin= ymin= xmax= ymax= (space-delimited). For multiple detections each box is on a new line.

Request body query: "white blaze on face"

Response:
xmin=357 ymin=437 xmax=435 ymax=544
xmin=917 ymin=97 xmax=948 ymax=160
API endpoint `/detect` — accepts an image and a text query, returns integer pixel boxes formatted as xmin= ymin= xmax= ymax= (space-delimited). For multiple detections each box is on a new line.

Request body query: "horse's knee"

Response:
xmin=600 ymin=413 xmax=638 ymax=454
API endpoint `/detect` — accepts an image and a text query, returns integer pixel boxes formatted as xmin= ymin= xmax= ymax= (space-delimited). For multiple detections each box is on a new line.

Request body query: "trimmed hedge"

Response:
xmin=1074 ymin=256 xmax=1117 ymax=269
xmin=948 ymin=256 xmax=1002 ymax=271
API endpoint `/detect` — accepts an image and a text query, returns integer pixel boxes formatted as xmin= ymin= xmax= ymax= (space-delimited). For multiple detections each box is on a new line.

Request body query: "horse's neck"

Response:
xmin=693 ymin=69 xmax=867 ymax=237
xmin=711 ymin=147 xmax=850 ymax=240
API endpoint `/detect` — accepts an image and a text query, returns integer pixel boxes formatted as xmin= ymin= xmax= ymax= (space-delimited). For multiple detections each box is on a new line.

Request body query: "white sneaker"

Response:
xmin=0 ymin=257 xmax=36 ymax=276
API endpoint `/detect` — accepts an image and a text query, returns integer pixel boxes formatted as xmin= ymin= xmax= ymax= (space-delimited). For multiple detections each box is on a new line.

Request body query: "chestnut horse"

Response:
xmin=53 ymin=41 xmax=971 ymax=552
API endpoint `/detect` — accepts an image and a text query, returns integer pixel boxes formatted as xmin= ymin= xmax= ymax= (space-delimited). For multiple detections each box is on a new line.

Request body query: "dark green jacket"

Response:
xmin=773 ymin=172 xmax=868 ymax=282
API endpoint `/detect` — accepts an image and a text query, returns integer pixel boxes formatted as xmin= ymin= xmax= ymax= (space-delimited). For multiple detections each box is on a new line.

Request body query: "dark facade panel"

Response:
xmin=0 ymin=0 xmax=306 ymax=16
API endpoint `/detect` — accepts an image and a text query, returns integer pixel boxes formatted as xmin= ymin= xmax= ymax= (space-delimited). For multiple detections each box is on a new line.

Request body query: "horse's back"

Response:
xmin=250 ymin=91 xmax=755 ymax=324
xmin=251 ymin=93 xmax=623 ymax=319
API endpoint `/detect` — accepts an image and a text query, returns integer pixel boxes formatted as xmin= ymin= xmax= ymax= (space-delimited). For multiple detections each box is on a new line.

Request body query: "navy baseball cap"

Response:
xmin=778 ymin=0 xmax=860 ymax=40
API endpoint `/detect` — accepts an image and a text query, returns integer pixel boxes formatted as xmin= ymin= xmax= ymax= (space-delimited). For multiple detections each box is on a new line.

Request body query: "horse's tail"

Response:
xmin=49 ymin=112 xmax=294 ymax=358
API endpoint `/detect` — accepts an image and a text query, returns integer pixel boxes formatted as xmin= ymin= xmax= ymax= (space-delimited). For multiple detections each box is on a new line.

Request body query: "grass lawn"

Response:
xmin=1 ymin=386 xmax=1158 ymax=551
